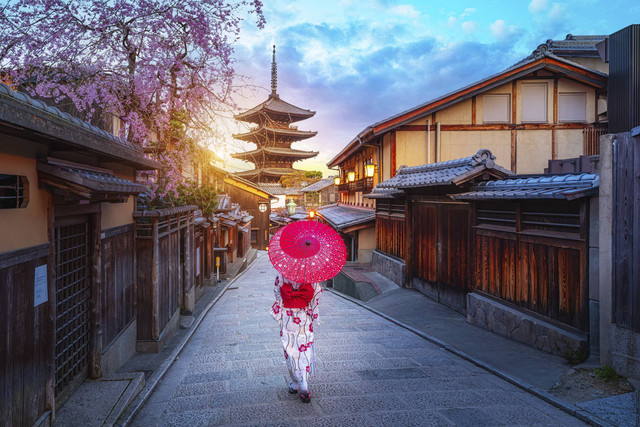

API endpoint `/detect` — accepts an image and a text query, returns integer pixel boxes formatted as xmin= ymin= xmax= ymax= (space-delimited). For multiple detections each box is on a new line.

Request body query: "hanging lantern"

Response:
xmin=287 ymin=199 xmax=297 ymax=216
xmin=347 ymin=171 xmax=355 ymax=182
xmin=365 ymin=164 xmax=375 ymax=178
xmin=334 ymin=177 xmax=340 ymax=185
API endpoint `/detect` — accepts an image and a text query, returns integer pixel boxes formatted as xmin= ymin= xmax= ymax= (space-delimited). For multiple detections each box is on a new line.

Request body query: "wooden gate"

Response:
xmin=53 ymin=215 xmax=91 ymax=400
xmin=409 ymin=201 xmax=471 ymax=312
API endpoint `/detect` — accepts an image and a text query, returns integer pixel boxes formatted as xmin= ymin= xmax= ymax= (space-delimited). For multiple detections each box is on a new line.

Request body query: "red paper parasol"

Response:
xmin=269 ymin=220 xmax=347 ymax=284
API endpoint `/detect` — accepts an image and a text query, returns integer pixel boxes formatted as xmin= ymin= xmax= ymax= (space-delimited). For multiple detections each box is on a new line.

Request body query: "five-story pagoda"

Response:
xmin=232 ymin=46 xmax=318 ymax=183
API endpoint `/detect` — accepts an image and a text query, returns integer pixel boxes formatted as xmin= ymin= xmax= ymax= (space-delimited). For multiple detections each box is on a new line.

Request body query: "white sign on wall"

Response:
xmin=34 ymin=264 xmax=48 ymax=307
xmin=196 ymin=247 xmax=200 ymax=276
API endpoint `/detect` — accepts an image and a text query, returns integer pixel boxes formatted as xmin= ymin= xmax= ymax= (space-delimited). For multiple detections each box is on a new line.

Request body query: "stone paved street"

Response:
xmin=131 ymin=253 xmax=586 ymax=426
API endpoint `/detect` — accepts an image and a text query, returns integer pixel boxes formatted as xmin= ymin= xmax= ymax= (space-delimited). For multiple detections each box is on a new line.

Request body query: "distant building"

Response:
xmin=231 ymin=45 xmax=318 ymax=185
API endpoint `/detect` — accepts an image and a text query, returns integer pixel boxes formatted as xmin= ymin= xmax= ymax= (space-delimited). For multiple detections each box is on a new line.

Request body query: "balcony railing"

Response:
xmin=338 ymin=177 xmax=376 ymax=194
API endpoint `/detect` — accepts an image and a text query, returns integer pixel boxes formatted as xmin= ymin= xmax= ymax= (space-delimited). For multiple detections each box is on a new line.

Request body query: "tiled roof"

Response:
xmin=235 ymin=94 xmax=315 ymax=123
xmin=231 ymin=146 xmax=319 ymax=160
xmin=0 ymin=83 xmax=158 ymax=169
xmin=301 ymin=178 xmax=336 ymax=192
xmin=366 ymin=149 xmax=512 ymax=199
xmin=316 ymin=204 xmax=375 ymax=231
xmin=233 ymin=125 xmax=317 ymax=142
xmin=256 ymin=183 xmax=303 ymax=196
xmin=524 ymin=34 xmax=606 ymax=60
xmin=37 ymin=158 xmax=147 ymax=201
xmin=453 ymin=173 xmax=599 ymax=201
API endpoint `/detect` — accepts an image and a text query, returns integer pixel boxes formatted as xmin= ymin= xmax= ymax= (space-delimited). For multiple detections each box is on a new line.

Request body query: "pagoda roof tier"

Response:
xmin=233 ymin=167 xmax=304 ymax=179
xmin=233 ymin=125 xmax=317 ymax=143
xmin=235 ymin=95 xmax=315 ymax=124
xmin=231 ymin=146 xmax=319 ymax=161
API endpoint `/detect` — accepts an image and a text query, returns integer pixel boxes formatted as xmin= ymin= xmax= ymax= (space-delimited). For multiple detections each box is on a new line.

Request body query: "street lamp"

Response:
xmin=309 ymin=210 xmax=315 ymax=219
xmin=365 ymin=164 xmax=375 ymax=178
xmin=287 ymin=199 xmax=297 ymax=216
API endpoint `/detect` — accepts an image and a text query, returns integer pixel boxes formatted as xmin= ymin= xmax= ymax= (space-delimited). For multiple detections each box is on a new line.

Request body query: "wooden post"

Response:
xmin=390 ymin=131 xmax=397 ymax=177
xmin=405 ymin=198 xmax=413 ymax=288
xmin=511 ymin=129 xmax=517 ymax=173
xmin=45 ymin=197 xmax=56 ymax=423
xmin=511 ymin=81 xmax=517 ymax=124
xmin=151 ymin=218 xmax=159 ymax=340
xmin=89 ymin=209 xmax=102 ymax=379
xmin=552 ymin=78 xmax=559 ymax=160
xmin=471 ymin=96 xmax=476 ymax=125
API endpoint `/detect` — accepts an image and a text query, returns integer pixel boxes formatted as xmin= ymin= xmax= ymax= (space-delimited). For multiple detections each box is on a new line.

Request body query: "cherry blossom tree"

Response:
xmin=0 ymin=0 xmax=264 ymax=198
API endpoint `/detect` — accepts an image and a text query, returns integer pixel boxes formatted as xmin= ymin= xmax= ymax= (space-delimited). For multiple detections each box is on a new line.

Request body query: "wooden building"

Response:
xmin=367 ymin=149 xmax=513 ymax=309
xmin=0 ymin=83 xmax=158 ymax=425
xmin=205 ymin=163 xmax=276 ymax=250
xmin=301 ymin=178 xmax=339 ymax=209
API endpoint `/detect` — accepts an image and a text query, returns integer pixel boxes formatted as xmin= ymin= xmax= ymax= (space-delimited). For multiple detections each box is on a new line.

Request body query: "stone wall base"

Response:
xmin=136 ymin=309 xmax=180 ymax=353
xmin=332 ymin=271 xmax=379 ymax=302
xmin=101 ymin=319 xmax=137 ymax=375
xmin=467 ymin=292 xmax=587 ymax=357
xmin=371 ymin=250 xmax=405 ymax=287
xmin=611 ymin=324 xmax=640 ymax=380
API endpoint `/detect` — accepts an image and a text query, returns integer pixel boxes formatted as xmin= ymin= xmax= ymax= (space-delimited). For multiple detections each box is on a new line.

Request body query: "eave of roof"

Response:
xmin=206 ymin=163 xmax=277 ymax=200
xmin=232 ymin=125 xmax=317 ymax=142
xmin=327 ymin=54 xmax=608 ymax=168
xmin=315 ymin=203 xmax=375 ymax=231
xmin=234 ymin=94 xmax=315 ymax=123
xmin=231 ymin=146 xmax=319 ymax=160
xmin=0 ymin=83 xmax=159 ymax=170
xmin=452 ymin=172 xmax=599 ymax=201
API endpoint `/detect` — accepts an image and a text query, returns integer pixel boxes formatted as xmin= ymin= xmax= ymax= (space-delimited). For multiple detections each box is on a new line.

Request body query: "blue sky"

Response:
xmin=220 ymin=0 xmax=638 ymax=176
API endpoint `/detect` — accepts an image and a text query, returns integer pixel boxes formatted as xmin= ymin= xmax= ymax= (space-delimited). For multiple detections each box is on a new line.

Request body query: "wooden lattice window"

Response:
xmin=0 ymin=174 xmax=29 ymax=209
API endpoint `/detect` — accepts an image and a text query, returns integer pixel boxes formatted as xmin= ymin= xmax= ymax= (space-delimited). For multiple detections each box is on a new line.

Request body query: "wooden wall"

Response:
xmin=0 ymin=245 xmax=52 ymax=427
xmin=408 ymin=201 xmax=472 ymax=312
xmin=375 ymin=216 xmax=405 ymax=259
xmin=613 ymin=132 xmax=640 ymax=331
xmin=473 ymin=200 xmax=588 ymax=330
xmin=223 ymin=183 xmax=270 ymax=249
xmin=101 ymin=224 xmax=135 ymax=347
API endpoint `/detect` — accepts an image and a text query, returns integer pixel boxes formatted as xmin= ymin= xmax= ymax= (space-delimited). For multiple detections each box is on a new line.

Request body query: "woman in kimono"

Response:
xmin=270 ymin=272 xmax=322 ymax=403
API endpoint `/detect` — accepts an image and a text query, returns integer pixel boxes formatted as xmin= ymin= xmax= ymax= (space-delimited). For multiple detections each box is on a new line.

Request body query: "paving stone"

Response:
xmin=229 ymin=401 xmax=321 ymax=424
xmin=439 ymin=407 xmax=502 ymax=426
xmin=182 ymin=369 xmax=248 ymax=384
xmin=372 ymin=410 xmax=455 ymax=427
xmin=355 ymin=367 xmax=429 ymax=381
xmin=174 ymin=381 xmax=228 ymax=397
xmin=210 ymin=389 xmax=280 ymax=407
xmin=315 ymin=394 xmax=410 ymax=414
xmin=483 ymin=405 xmax=556 ymax=426
xmin=164 ymin=395 xmax=212 ymax=412
xmin=161 ymin=408 xmax=229 ymax=426
xmin=304 ymin=413 xmax=377 ymax=427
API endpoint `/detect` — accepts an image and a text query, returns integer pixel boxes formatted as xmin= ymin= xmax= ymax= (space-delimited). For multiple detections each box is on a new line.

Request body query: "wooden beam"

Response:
xmin=397 ymin=125 xmax=428 ymax=131
xmin=390 ymin=131 xmax=397 ymax=178
xmin=511 ymin=129 xmax=517 ymax=172
xmin=45 ymin=196 xmax=56 ymax=423
xmin=151 ymin=218 xmax=159 ymax=340
xmin=89 ymin=209 xmax=102 ymax=379
xmin=553 ymin=77 xmax=559 ymax=124
xmin=439 ymin=123 xmax=585 ymax=131
xmin=552 ymin=128 xmax=558 ymax=160
xmin=472 ymin=96 xmax=476 ymax=125
xmin=512 ymin=81 xmax=517 ymax=124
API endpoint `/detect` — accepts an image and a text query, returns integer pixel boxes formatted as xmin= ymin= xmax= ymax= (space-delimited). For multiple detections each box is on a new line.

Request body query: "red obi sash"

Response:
xmin=281 ymin=282 xmax=314 ymax=309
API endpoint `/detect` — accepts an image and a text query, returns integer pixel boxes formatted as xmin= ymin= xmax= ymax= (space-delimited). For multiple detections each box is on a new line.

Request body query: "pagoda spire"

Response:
xmin=271 ymin=44 xmax=277 ymax=96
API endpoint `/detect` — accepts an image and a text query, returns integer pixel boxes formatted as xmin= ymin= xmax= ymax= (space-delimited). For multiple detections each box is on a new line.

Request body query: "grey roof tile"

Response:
xmin=316 ymin=204 xmax=375 ymax=231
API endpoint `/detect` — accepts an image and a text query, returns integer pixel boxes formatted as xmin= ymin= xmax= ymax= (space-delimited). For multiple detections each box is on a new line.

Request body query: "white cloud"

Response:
xmin=462 ymin=21 xmax=478 ymax=34
xmin=548 ymin=2 xmax=565 ymax=20
xmin=529 ymin=0 xmax=548 ymax=13
xmin=461 ymin=7 xmax=476 ymax=18
xmin=391 ymin=4 xmax=420 ymax=18
xmin=447 ymin=16 xmax=457 ymax=27
xmin=490 ymin=19 xmax=518 ymax=41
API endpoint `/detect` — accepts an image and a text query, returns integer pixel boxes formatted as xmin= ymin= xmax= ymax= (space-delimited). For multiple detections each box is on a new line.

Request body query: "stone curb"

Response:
xmin=326 ymin=288 xmax=609 ymax=427
xmin=116 ymin=252 xmax=266 ymax=426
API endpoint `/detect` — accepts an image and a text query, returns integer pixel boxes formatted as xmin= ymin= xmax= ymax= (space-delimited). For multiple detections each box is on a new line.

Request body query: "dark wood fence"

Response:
xmin=473 ymin=200 xmax=588 ymax=330
xmin=376 ymin=216 xmax=406 ymax=259
xmin=583 ymin=123 xmax=608 ymax=155
xmin=101 ymin=224 xmax=135 ymax=347
xmin=408 ymin=202 xmax=472 ymax=312
xmin=134 ymin=206 xmax=195 ymax=342
xmin=0 ymin=245 xmax=52 ymax=427
xmin=613 ymin=131 xmax=640 ymax=331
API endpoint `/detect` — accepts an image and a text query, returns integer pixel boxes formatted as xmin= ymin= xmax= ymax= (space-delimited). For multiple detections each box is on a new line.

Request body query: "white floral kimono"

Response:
xmin=270 ymin=273 xmax=322 ymax=385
